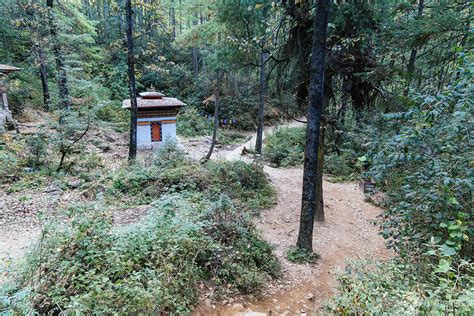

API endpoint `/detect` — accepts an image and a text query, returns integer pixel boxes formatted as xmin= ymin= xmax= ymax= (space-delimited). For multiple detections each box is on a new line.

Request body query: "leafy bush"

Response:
xmin=368 ymin=67 xmax=473 ymax=258
xmin=219 ymin=129 xmax=251 ymax=145
xmin=264 ymin=127 xmax=305 ymax=167
xmin=107 ymin=145 xmax=275 ymax=210
xmin=328 ymin=258 xmax=474 ymax=315
xmin=202 ymin=195 xmax=281 ymax=294
xmin=1 ymin=194 xmax=280 ymax=314
xmin=95 ymin=101 xmax=130 ymax=132
xmin=264 ymin=126 xmax=360 ymax=180
xmin=286 ymin=246 xmax=319 ymax=264
xmin=324 ymin=150 xmax=358 ymax=180
xmin=176 ymin=107 xmax=212 ymax=138
xmin=206 ymin=160 xmax=276 ymax=210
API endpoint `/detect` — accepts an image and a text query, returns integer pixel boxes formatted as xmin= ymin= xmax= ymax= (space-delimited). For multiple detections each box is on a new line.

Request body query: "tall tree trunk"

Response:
xmin=315 ymin=123 xmax=326 ymax=222
xmin=46 ymin=0 xmax=70 ymax=110
xmin=126 ymin=0 xmax=138 ymax=161
xmin=255 ymin=45 xmax=268 ymax=155
xmin=204 ymin=71 xmax=221 ymax=162
xmin=117 ymin=0 xmax=124 ymax=34
xmin=192 ymin=12 xmax=198 ymax=79
xmin=179 ymin=0 xmax=182 ymax=35
xmin=103 ymin=0 xmax=110 ymax=38
xmin=192 ymin=47 xmax=199 ymax=79
xmin=255 ymin=4 xmax=269 ymax=155
xmin=315 ymin=78 xmax=331 ymax=222
xmin=37 ymin=45 xmax=51 ymax=110
xmin=170 ymin=0 xmax=176 ymax=39
xmin=405 ymin=0 xmax=424 ymax=95
xmin=296 ymin=0 xmax=330 ymax=252
xmin=82 ymin=0 xmax=91 ymax=18
xmin=95 ymin=0 xmax=101 ymax=19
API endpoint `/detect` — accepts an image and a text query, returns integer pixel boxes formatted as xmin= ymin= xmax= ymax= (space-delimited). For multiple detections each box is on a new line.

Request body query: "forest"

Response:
xmin=0 ymin=0 xmax=472 ymax=314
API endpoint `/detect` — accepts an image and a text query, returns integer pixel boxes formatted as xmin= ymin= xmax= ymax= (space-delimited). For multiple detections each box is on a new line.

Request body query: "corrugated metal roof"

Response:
xmin=0 ymin=64 xmax=21 ymax=73
xmin=122 ymin=96 xmax=186 ymax=109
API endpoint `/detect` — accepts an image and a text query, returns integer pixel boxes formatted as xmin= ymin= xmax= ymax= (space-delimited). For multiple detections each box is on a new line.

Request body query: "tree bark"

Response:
xmin=192 ymin=11 xmax=199 ymax=79
xmin=46 ymin=0 xmax=70 ymax=110
xmin=315 ymin=124 xmax=325 ymax=222
xmin=255 ymin=45 xmax=268 ymax=155
xmin=170 ymin=0 xmax=176 ymax=39
xmin=37 ymin=45 xmax=51 ymax=110
xmin=405 ymin=0 xmax=424 ymax=95
xmin=296 ymin=0 xmax=330 ymax=252
xmin=255 ymin=4 xmax=269 ymax=155
xmin=204 ymin=71 xmax=221 ymax=162
xmin=103 ymin=0 xmax=110 ymax=37
xmin=117 ymin=0 xmax=124 ymax=34
xmin=192 ymin=47 xmax=199 ymax=79
xmin=82 ymin=0 xmax=92 ymax=18
xmin=126 ymin=0 xmax=138 ymax=161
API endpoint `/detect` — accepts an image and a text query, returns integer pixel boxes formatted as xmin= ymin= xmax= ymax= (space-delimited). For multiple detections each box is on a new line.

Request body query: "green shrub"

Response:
xmin=1 ymin=194 xmax=280 ymax=314
xmin=286 ymin=246 xmax=319 ymax=264
xmin=107 ymin=145 xmax=275 ymax=210
xmin=328 ymin=258 xmax=474 ymax=315
xmin=264 ymin=127 xmax=305 ymax=167
xmin=202 ymin=195 xmax=281 ymax=294
xmin=324 ymin=149 xmax=358 ymax=181
xmin=219 ymin=129 xmax=251 ymax=145
xmin=368 ymin=68 xmax=473 ymax=258
xmin=176 ymin=107 xmax=212 ymax=138
xmin=95 ymin=101 xmax=130 ymax=132
xmin=207 ymin=160 xmax=276 ymax=211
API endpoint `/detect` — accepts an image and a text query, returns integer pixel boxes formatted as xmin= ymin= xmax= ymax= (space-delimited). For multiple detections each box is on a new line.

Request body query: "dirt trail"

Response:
xmin=193 ymin=168 xmax=389 ymax=315
xmin=1 ymin=121 xmax=389 ymax=314
xmin=192 ymin=124 xmax=390 ymax=315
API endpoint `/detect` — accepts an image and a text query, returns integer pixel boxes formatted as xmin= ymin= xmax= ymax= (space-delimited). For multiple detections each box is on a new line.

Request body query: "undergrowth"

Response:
xmin=0 ymin=143 xmax=280 ymax=314
xmin=105 ymin=142 xmax=275 ymax=211
xmin=286 ymin=246 xmax=319 ymax=264
xmin=327 ymin=258 xmax=474 ymax=315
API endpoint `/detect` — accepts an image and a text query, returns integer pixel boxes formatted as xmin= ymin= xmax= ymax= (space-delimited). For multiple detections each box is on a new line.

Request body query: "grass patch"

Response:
xmin=264 ymin=127 xmax=305 ymax=167
xmin=103 ymin=142 xmax=276 ymax=210
xmin=286 ymin=246 xmax=320 ymax=264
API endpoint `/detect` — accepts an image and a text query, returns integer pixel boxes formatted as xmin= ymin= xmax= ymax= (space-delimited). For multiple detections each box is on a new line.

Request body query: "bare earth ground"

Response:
xmin=0 ymin=119 xmax=389 ymax=315
xmin=192 ymin=167 xmax=389 ymax=315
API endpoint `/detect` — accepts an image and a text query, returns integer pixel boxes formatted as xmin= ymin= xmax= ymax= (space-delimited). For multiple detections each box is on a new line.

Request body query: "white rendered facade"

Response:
xmin=137 ymin=116 xmax=178 ymax=149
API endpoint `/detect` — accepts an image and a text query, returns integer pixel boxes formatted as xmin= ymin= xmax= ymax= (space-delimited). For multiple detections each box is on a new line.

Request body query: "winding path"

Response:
xmin=191 ymin=123 xmax=390 ymax=315
xmin=0 ymin=122 xmax=389 ymax=314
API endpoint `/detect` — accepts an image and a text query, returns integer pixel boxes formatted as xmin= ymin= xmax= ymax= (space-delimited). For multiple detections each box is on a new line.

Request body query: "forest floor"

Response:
xmin=190 ymin=123 xmax=390 ymax=315
xmin=0 ymin=119 xmax=390 ymax=315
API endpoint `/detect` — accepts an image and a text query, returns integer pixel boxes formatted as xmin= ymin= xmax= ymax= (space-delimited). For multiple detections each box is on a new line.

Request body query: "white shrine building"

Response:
xmin=122 ymin=92 xmax=185 ymax=149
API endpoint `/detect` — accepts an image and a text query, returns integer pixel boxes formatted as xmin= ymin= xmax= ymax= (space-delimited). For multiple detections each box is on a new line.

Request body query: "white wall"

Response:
xmin=162 ymin=123 xmax=177 ymax=142
xmin=136 ymin=116 xmax=177 ymax=148
xmin=137 ymin=124 xmax=151 ymax=146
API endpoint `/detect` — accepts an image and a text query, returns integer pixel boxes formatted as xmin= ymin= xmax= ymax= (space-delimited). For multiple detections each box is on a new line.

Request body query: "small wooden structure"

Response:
xmin=122 ymin=92 xmax=185 ymax=148
xmin=0 ymin=64 xmax=21 ymax=112
xmin=359 ymin=178 xmax=376 ymax=193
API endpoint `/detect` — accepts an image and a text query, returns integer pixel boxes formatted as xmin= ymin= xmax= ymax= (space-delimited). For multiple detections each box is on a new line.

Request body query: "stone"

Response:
xmin=97 ymin=144 xmax=111 ymax=152
xmin=204 ymin=299 xmax=212 ymax=308
xmin=232 ymin=303 xmax=244 ymax=310
xmin=306 ymin=293 xmax=314 ymax=301
xmin=104 ymin=135 xmax=116 ymax=143
xmin=67 ymin=179 xmax=83 ymax=189
xmin=44 ymin=185 xmax=62 ymax=194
